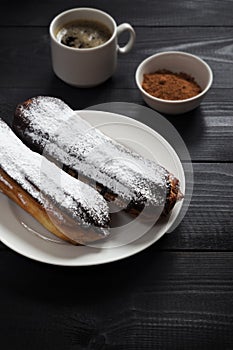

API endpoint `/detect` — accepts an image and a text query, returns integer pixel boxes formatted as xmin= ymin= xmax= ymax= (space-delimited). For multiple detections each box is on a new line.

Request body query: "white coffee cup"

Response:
xmin=49 ymin=8 xmax=136 ymax=87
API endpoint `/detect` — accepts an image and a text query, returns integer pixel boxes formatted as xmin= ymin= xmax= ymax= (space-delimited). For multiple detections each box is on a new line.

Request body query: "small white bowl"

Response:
xmin=135 ymin=51 xmax=213 ymax=115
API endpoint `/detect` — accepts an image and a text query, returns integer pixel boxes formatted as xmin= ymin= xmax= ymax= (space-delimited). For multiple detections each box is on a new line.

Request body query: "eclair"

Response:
xmin=14 ymin=96 xmax=183 ymax=217
xmin=0 ymin=119 xmax=110 ymax=245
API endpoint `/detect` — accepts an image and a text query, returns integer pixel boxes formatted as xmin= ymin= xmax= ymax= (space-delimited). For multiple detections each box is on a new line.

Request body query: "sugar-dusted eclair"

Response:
xmin=0 ymin=119 xmax=110 ymax=245
xmin=14 ymin=96 xmax=183 ymax=217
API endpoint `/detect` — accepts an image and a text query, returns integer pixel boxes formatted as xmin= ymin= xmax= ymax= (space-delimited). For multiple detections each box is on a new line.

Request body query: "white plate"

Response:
xmin=0 ymin=110 xmax=185 ymax=266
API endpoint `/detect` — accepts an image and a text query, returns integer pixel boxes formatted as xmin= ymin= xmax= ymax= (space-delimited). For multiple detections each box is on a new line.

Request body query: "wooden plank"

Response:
xmin=0 ymin=26 xmax=233 ymax=89
xmin=0 ymin=250 xmax=233 ymax=349
xmin=0 ymin=163 xmax=232 ymax=251
xmin=159 ymin=163 xmax=233 ymax=251
xmin=0 ymin=87 xmax=233 ymax=162
xmin=1 ymin=0 xmax=233 ymax=26
xmin=0 ymin=1 xmax=232 ymax=349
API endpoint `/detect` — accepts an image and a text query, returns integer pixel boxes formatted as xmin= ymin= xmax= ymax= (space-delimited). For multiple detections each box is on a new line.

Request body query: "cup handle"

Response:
xmin=117 ymin=23 xmax=136 ymax=54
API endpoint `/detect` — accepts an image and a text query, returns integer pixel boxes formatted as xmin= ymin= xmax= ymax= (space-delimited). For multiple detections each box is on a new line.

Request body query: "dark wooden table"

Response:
xmin=1 ymin=1 xmax=233 ymax=349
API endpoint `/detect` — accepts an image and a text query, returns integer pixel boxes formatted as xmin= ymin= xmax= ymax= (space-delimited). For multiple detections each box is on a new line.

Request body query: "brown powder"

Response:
xmin=142 ymin=70 xmax=202 ymax=100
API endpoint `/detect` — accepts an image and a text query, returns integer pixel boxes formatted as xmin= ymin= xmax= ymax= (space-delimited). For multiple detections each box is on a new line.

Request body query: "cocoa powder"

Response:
xmin=142 ymin=70 xmax=202 ymax=100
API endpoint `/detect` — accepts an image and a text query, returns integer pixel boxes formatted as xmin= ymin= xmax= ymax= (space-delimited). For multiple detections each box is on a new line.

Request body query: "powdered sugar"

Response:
xmin=0 ymin=173 xmax=13 ymax=189
xmin=0 ymin=119 xmax=109 ymax=236
xmin=17 ymin=96 xmax=168 ymax=206
xmin=18 ymin=193 xmax=27 ymax=205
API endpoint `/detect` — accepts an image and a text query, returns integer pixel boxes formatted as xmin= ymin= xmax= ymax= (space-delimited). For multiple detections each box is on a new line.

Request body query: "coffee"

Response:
xmin=56 ymin=19 xmax=112 ymax=49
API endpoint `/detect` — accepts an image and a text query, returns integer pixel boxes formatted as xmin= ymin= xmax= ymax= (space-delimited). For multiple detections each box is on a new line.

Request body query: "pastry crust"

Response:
xmin=0 ymin=168 xmax=110 ymax=245
xmin=0 ymin=119 xmax=110 ymax=245
xmin=0 ymin=168 xmax=75 ymax=244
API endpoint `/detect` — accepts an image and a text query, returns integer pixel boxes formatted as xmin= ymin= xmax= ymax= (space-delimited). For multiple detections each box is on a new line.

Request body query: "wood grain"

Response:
xmin=0 ymin=251 xmax=233 ymax=349
xmin=158 ymin=163 xmax=233 ymax=250
xmin=0 ymin=0 xmax=233 ymax=349
xmin=1 ymin=27 xmax=233 ymax=89
xmin=1 ymin=0 xmax=233 ymax=26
